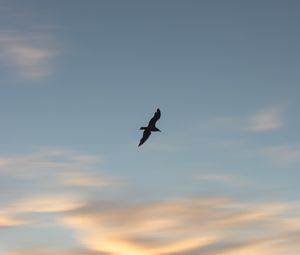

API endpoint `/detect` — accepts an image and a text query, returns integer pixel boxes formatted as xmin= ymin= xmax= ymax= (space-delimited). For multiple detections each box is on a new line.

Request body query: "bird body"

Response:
xmin=138 ymin=108 xmax=161 ymax=146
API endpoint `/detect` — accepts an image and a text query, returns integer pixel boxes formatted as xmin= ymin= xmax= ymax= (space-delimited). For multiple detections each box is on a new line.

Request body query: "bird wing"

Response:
xmin=138 ymin=129 xmax=151 ymax=146
xmin=148 ymin=108 xmax=161 ymax=127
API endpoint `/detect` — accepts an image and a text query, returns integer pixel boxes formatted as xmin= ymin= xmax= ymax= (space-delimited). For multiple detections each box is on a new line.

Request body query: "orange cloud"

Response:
xmin=62 ymin=197 xmax=300 ymax=255
xmin=4 ymin=249 xmax=103 ymax=255
xmin=0 ymin=214 xmax=29 ymax=227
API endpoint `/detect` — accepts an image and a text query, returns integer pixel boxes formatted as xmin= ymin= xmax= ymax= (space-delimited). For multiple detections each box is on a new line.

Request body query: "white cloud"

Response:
xmin=0 ymin=31 xmax=57 ymax=80
xmin=246 ymin=105 xmax=284 ymax=132
xmin=58 ymin=172 xmax=115 ymax=187
xmin=261 ymin=145 xmax=300 ymax=165
xmin=205 ymin=105 xmax=285 ymax=133
xmin=194 ymin=173 xmax=248 ymax=186
xmin=7 ymin=45 xmax=56 ymax=79
xmin=5 ymin=195 xmax=82 ymax=214
xmin=0 ymin=149 xmax=120 ymax=253
xmin=0 ymin=148 xmax=117 ymax=207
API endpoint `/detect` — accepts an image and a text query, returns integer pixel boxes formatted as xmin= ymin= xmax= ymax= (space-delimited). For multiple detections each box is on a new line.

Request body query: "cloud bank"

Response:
xmin=62 ymin=197 xmax=300 ymax=255
xmin=0 ymin=149 xmax=299 ymax=254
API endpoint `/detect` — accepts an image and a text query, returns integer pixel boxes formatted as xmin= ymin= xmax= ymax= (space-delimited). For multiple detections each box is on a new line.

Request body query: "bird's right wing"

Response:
xmin=138 ymin=130 xmax=151 ymax=146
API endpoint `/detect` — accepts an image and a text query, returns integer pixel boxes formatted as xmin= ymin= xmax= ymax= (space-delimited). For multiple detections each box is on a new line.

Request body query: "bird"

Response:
xmin=138 ymin=108 xmax=161 ymax=147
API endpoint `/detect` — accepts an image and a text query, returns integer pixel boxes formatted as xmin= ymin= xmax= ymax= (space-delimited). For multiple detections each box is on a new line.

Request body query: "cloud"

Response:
xmin=0 ymin=148 xmax=117 ymax=194
xmin=6 ymin=44 xmax=56 ymax=80
xmin=5 ymin=195 xmax=82 ymax=214
xmin=0 ymin=214 xmax=29 ymax=227
xmin=246 ymin=105 xmax=284 ymax=132
xmin=0 ymin=32 xmax=57 ymax=80
xmin=260 ymin=145 xmax=300 ymax=165
xmin=0 ymin=194 xmax=80 ymax=230
xmin=0 ymin=2 xmax=60 ymax=81
xmin=62 ymin=197 xmax=300 ymax=255
xmin=204 ymin=105 xmax=285 ymax=133
xmin=194 ymin=173 xmax=248 ymax=186
xmin=0 ymin=148 xmax=103 ymax=177
xmin=62 ymin=198 xmax=220 ymax=255
xmin=1 ymin=149 xmax=299 ymax=254
xmin=0 ymin=148 xmax=117 ymax=223
xmin=59 ymin=172 xmax=115 ymax=187
xmin=0 ymin=149 xmax=120 ymax=253
xmin=4 ymin=249 xmax=105 ymax=255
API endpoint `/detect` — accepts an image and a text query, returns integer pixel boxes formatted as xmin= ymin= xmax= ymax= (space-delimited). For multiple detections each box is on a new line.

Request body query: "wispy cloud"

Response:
xmin=246 ymin=105 xmax=284 ymax=132
xmin=0 ymin=148 xmax=117 ymax=215
xmin=0 ymin=214 xmax=29 ymax=227
xmin=4 ymin=249 xmax=103 ymax=255
xmin=204 ymin=105 xmax=285 ymax=133
xmin=261 ymin=145 xmax=300 ymax=165
xmin=62 ymin=197 xmax=300 ymax=255
xmin=0 ymin=2 xmax=59 ymax=81
xmin=0 ymin=194 xmax=80 ymax=230
xmin=0 ymin=148 xmax=102 ymax=177
xmin=0 ymin=149 xmax=299 ymax=254
xmin=194 ymin=173 xmax=248 ymax=186
xmin=59 ymin=172 xmax=115 ymax=187
xmin=0 ymin=149 xmax=119 ymax=253
xmin=1 ymin=152 xmax=299 ymax=255
xmin=0 ymin=149 xmax=117 ymax=185
xmin=0 ymin=31 xmax=57 ymax=80
xmin=5 ymin=195 xmax=82 ymax=214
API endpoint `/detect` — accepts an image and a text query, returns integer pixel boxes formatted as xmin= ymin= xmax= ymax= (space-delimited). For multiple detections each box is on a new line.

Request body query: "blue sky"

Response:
xmin=0 ymin=1 xmax=300 ymax=254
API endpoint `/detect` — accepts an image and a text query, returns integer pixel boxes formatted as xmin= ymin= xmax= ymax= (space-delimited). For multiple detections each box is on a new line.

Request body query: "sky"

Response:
xmin=0 ymin=0 xmax=300 ymax=254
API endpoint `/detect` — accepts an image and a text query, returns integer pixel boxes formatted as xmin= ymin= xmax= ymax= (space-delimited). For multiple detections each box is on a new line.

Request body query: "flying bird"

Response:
xmin=138 ymin=108 xmax=161 ymax=147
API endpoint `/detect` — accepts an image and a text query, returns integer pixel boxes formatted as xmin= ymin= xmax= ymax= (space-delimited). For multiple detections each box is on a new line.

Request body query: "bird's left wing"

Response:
xmin=148 ymin=108 xmax=161 ymax=126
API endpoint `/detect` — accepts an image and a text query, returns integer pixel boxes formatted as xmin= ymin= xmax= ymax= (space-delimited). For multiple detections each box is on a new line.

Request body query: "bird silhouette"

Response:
xmin=139 ymin=108 xmax=161 ymax=147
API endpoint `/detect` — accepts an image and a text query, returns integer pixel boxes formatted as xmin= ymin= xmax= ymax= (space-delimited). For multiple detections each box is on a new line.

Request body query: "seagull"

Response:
xmin=138 ymin=108 xmax=161 ymax=147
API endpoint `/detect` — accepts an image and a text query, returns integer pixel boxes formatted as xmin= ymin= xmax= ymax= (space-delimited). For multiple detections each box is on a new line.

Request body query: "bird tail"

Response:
xmin=140 ymin=127 xmax=147 ymax=130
